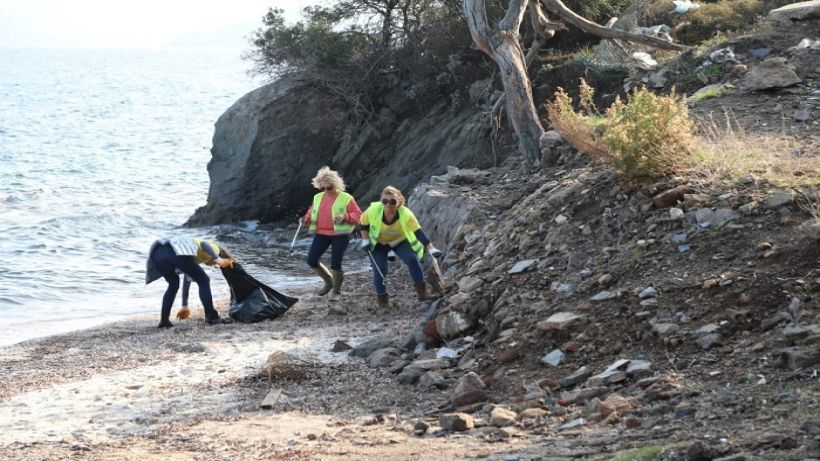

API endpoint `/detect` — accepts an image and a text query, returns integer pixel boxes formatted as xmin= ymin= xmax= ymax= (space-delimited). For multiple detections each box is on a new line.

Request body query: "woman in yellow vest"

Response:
xmin=359 ymin=186 xmax=443 ymax=308
xmin=302 ymin=167 xmax=362 ymax=299
xmin=145 ymin=236 xmax=234 ymax=328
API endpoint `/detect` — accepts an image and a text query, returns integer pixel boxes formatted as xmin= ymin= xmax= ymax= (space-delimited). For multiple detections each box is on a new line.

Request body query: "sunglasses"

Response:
xmin=381 ymin=198 xmax=397 ymax=205
xmin=321 ymin=186 xmax=334 ymax=191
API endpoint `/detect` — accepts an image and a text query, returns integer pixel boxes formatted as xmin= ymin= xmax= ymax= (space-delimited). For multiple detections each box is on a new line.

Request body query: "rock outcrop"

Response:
xmin=188 ymin=79 xmax=505 ymax=225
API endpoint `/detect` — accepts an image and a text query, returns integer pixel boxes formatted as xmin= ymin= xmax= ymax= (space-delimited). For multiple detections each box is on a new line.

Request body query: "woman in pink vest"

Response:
xmin=303 ymin=167 xmax=362 ymax=299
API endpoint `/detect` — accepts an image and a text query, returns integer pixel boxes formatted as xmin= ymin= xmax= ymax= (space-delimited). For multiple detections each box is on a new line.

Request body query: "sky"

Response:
xmin=0 ymin=0 xmax=318 ymax=48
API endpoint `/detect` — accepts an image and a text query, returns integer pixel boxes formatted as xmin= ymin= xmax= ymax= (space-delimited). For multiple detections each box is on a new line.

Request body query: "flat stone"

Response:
xmin=739 ymin=57 xmax=802 ymax=92
xmin=652 ymin=322 xmax=679 ymax=338
xmin=560 ymin=366 xmax=592 ymax=388
xmin=694 ymin=323 xmax=719 ymax=335
xmin=626 ymin=360 xmax=652 ymax=378
xmin=600 ymin=394 xmax=631 ymax=416
xmin=765 ymin=190 xmax=795 ymax=209
xmin=793 ymin=109 xmax=812 ymax=122
xmin=457 ymin=276 xmax=483 ymax=292
xmin=560 ymin=386 xmax=609 ymax=404
xmin=540 ymin=349 xmax=565 ymax=367
xmin=517 ymin=408 xmax=548 ymax=420
xmin=350 ymin=337 xmax=399 ymax=358
xmin=639 ymin=287 xmax=657 ymax=299
xmin=604 ymin=359 xmax=631 ymax=373
xmin=558 ymin=418 xmax=587 ymax=431
xmin=554 ymin=214 xmax=569 ymax=225
xmin=439 ymin=413 xmax=475 ymax=432
xmin=436 ymin=310 xmax=472 ymax=340
xmin=490 ymin=407 xmax=517 ymax=427
xmin=451 ymin=371 xmax=486 ymax=406
xmin=508 ymin=259 xmax=538 ymax=274
xmin=670 ymin=207 xmax=685 ymax=220
xmin=590 ymin=291 xmax=617 ymax=302
xmin=367 ymin=347 xmax=403 ymax=368
xmin=597 ymin=273 xmax=615 ymax=286
xmin=331 ymin=340 xmax=352 ymax=352
xmin=418 ymin=371 xmax=446 ymax=388
xmin=683 ymin=193 xmax=712 ymax=209
xmin=696 ymin=333 xmax=722 ymax=350
xmin=712 ymin=208 xmax=735 ymax=228
xmin=536 ymin=312 xmax=584 ymax=331
xmin=587 ymin=370 xmax=627 ymax=387
xmin=404 ymin=358 xmax=452 ymax=374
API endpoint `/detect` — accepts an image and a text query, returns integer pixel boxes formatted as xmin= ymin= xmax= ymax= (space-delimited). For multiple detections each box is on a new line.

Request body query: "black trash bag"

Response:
xmin=220 ymin=263 xmax=298 ymax=323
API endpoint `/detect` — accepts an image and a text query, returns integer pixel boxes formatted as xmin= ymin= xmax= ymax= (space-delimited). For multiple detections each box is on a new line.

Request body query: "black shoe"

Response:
xmin=205 ymin=317 xmax=233 ymax=325
xmin=158 ymin=320 xmax=174 ymax=329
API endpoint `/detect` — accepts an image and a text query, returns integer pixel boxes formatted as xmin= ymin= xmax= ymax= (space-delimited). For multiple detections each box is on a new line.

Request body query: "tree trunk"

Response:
xmin=464 ymin=0 xmax=545 ymax=165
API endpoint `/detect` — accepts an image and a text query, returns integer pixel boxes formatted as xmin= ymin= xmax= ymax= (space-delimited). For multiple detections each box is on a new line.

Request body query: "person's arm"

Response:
xmin=200 ymin=240 xmax=219 ymax=260
xmin=344 ymin=199 xmax=363 ymax=224
xmin=181 ymin=275 xmax=191 ymax=307
xmin=303 ymin=205 xmax=313 ymax=226
xmin=359 ymin=212 xmax=370 ymax=251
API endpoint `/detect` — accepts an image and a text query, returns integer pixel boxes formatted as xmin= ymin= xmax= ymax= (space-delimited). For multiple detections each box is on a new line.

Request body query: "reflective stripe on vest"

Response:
xmin=365 ymin=203 xmax=424 ymax=260
xmin=309 ymin=192 xmax=355 ymax=235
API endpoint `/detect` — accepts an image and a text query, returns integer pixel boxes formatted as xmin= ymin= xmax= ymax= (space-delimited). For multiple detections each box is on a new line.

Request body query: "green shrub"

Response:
xmin=548 ymin=80 xmax=699 ymax=186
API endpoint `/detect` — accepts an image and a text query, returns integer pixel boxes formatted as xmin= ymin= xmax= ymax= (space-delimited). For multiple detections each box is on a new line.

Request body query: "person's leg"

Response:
xmin=306 ymin=235 xmax=332 ymax=268
xmin=307 ymin=235 xmax=333 ymax=295
xmin=393 ymin=241 xmax=425 ymax=284
xmin=329 ymin=235 xmax=350 ymax=271
xmin=370 ymin=245 xmax=390 ymax=295
xmin=160 ymin=273 xmax=180 ymax=325
xmin=328 ymin=235 xmax=350 ymax=298
xmin=150 ymin=244 xmax=179 ymax=327
xmin=172 ymin=255 xmax=218 ymax=320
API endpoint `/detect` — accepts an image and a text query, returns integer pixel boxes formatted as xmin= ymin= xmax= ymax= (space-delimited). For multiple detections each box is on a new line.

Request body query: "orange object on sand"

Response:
xmin=176 ymin=308 xmax=191 ymax=320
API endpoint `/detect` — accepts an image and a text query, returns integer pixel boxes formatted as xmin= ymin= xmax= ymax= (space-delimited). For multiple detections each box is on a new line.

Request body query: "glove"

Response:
xmin=215 ymin=258 xmax=234 ymax=269
xmin=429 ymin=247 xmax=444 ymax=260
xmin=359 ymin=239 xmax=370 ymax=252
xmin=333 ymin=213 xmax=348 ymax=224
xmin=176 ymin=308 xmax=191 ymax=320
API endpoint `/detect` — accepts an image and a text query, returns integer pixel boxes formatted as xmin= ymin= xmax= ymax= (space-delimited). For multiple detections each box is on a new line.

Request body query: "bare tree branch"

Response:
xmin=541 ymin=0 xmax=687 ymax=51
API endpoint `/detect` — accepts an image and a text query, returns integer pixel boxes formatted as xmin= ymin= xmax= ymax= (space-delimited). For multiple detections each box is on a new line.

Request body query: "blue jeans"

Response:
xmin=307 ymin=234 xmax=350 ymax=271
xmin=369 ymin=240 xmax=424 ymax=295
xmin=150 ymin=243 xmax=218 ymax=322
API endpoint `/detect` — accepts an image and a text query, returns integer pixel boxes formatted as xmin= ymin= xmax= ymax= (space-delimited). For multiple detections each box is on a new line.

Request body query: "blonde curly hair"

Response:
xmin=381 ymin=186 xmax=405 ymax=207
xmin=311 ymin=166 xmax=346 ymax=192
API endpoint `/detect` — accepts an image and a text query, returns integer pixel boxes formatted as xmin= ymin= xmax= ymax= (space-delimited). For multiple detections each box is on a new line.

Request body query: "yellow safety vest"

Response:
xmin=193 ymin=238 xmax=220 ymax=264
xmin=309 ymin=192 xmax=355 ymax=235
xmin=365 ymin=203 xmax=424 ymax=260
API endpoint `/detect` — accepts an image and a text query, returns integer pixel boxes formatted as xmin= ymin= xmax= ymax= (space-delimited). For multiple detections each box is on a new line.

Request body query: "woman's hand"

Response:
xmin=333 ymin=213 xmax=348 ymax=224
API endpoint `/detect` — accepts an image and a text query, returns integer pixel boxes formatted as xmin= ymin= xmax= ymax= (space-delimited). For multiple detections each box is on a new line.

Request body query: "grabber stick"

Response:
xmin=365 ymin=248 xmax=389 ymax=290
xmin=289 ymin=219 xmax=303 ymax=253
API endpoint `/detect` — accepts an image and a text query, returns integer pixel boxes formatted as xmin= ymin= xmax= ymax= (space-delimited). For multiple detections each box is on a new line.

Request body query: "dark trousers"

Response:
xmin=150 ymin=243 xmax=218 ymax=322
xmin=307 ymin=234 xmax=350 ymax=271
xmin=369 ymin=240 xmax=424 ymax=295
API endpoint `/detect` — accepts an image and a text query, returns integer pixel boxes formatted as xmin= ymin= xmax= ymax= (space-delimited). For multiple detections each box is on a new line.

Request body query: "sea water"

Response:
xmin=0 ymin=47 xmax=321 ymax=345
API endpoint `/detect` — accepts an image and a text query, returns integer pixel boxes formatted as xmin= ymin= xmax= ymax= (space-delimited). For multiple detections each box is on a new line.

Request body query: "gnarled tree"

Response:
xmin=464 ymin=0 xmax=687 ymax=165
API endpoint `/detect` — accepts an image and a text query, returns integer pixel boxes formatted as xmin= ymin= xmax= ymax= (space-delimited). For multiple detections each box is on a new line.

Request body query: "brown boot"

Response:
xmin=313 ymin=263 xmax=333 ymax=296
xmin=377 ymin=293 xmax=389 ymax=309
xmin=329 ymin=270 xmax=344 ymax=300
xmin=414 ymin=282 xmax=436 ymax=301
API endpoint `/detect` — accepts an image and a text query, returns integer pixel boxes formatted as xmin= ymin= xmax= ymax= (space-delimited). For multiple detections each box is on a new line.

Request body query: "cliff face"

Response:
xmin=188 ymin=78 xmax=506 ymax=225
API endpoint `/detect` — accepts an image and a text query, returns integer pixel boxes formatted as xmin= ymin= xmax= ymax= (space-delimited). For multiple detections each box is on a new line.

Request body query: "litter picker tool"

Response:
xmin=365 ymin=247 xmax=389 ymax=290
xmin=289 ymin=219 xmax=303 ymax=254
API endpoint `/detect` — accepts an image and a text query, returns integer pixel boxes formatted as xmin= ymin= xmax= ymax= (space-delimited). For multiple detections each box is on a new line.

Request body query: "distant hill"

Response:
xmin=164 ymin=22 xmax=257 ymax=48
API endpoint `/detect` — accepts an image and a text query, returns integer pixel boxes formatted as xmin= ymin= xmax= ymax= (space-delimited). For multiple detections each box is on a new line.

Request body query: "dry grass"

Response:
xmin=690 ymin=110 xmax=820 ymax=188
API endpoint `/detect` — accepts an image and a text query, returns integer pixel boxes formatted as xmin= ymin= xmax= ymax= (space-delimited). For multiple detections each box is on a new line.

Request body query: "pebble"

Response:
xmin=639 ymin=287 xmax=657 ymax=299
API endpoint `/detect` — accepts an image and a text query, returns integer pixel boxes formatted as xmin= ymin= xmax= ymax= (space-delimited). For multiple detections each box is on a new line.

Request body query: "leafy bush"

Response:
xmin=603 ymin=87 xmax=697 ymax=185
xmin=548 ymin=80 xmax=699 ymax=186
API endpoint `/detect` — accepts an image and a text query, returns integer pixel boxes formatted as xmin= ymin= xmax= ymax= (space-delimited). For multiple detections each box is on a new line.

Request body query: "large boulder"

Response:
xmin=739 ymin=57 xmax=802 ymax=92
xmin=767 ymin=0 xmax=820 ymax=24
xmin=188 ymin=80 xmax=504 ymax=225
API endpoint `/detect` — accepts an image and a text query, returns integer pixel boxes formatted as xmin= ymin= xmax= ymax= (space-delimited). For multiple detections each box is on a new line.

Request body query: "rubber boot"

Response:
xmin=328 ymin=270 xmax=344 ymax=300
xmin=377 ymin=293 xmax=390 ymax=309
xmin=414 ymin=282 xmax=435 ymax=301
xmin=313 ymin=263 xmax=333 ymax=296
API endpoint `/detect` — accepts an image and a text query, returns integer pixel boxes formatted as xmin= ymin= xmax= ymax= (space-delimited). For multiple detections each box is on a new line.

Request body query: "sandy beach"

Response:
xmin=0 ymin=273 xmax=551 ymax=460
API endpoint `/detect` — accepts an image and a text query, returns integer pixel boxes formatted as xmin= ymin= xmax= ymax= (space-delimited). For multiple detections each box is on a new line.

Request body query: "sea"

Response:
xmin=0 ymin=47 xmax=343 ymax=346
